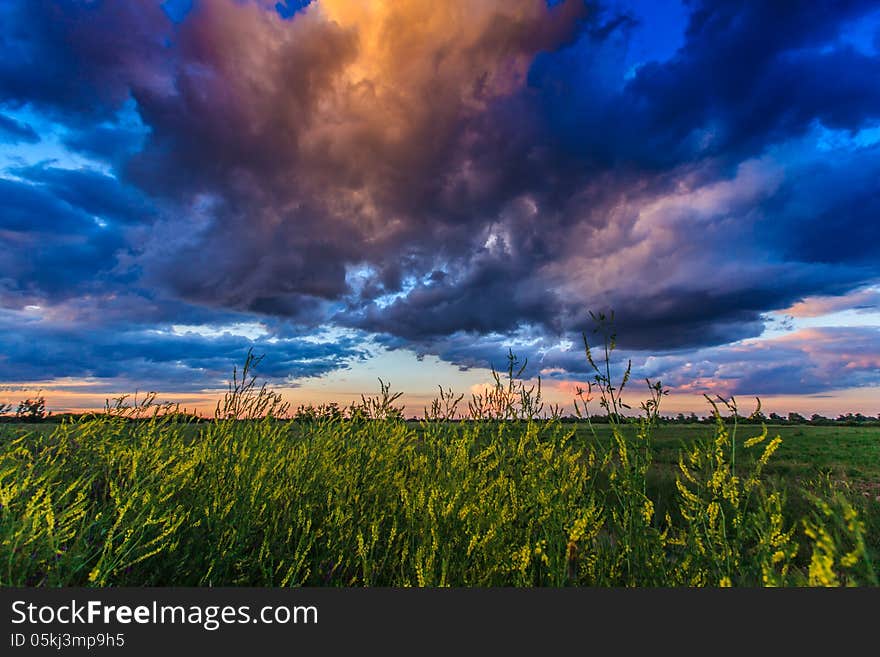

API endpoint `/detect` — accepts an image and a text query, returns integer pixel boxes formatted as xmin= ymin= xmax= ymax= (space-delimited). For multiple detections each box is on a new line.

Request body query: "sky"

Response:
xmin=1 ymin=0 xmax=880 ymax=418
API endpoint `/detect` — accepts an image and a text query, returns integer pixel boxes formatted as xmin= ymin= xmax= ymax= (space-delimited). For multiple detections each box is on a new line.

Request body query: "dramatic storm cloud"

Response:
xmin=1 ymin=0 xmax=880 ymax=406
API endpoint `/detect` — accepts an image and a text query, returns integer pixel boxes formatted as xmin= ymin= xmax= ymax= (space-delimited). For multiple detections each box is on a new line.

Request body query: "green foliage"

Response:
xmin=15 ymin=395 xmax=49 ymax=421
xmin=0 ymin=337 xmax=876 ymax=587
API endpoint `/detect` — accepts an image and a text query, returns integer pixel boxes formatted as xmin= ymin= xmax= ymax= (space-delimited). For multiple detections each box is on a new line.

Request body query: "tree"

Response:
xmin=16 ymin=395 xmax=48 ymax=421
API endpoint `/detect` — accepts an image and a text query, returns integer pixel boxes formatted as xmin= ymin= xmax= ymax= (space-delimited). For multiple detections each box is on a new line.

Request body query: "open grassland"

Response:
xmin=2 ymin=342 xmax=878 ymax=587
xmin=5 ymin=422 xmax=879 ymax=486
xmin=587 ymin=423 xmax=880 ymax=488
xmin=1 ymin=413 xmax=877 ymax=587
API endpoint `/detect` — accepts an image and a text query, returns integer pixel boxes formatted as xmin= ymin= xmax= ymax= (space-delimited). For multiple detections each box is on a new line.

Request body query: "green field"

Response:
xmin=588 ymin=423 xmax=880 ymax=485
xmin=5 ymin=421 xmax=879 ymax=485
xmin=2 ymin=402 xmax=877 ymax=587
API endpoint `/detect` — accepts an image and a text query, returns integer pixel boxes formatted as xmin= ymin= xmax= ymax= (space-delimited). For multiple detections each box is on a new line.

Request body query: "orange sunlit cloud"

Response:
xmin=784 ymin=288 xmax=880 ymax=318
xmin=3 ymin=1 xmax=880 ymax=419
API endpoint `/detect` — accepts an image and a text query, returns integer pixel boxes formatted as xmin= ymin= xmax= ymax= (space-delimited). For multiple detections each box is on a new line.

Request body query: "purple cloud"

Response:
xmin=1 ymin=0 xmax=879 ymax=396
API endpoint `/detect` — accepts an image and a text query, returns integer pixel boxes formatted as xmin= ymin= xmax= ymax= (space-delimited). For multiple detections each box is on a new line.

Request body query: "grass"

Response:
xmin=0 ymin=343 xmax=877 ymax=587
xmin=5 ymin=422 xmax=878 ymax=485
xmin=578 ymin=423 xmax=880 ymax=485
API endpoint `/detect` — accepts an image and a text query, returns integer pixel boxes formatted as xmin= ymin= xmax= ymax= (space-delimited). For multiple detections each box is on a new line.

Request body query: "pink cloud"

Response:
xmin=784 ymin=288 xmax=880 ymax=318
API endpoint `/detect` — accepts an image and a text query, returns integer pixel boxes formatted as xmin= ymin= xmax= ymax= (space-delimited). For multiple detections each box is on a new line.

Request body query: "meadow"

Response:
xmin=1 ymin=345 xmax=878 ymax=587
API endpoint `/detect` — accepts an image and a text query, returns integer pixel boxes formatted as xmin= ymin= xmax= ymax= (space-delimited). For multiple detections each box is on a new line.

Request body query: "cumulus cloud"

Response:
xmin=395 ymin=324 xmax=880 ymax=400
xmin=785 ymin=288 xmax=880 ymax=318
xmin=636 ymin=327 xmax=880 ymax=396
xmin=0 ymin=306 xmax=367 ymax=391
xmin=1 ymin=0 xmax=880 ymax=394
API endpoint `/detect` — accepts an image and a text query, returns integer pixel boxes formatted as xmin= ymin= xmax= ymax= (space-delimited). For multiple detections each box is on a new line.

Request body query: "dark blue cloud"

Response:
xmin=1 ymin=0 xmax=880 ymax=396
xmin=349 ymin=1 xmax=880 ymax=350
xmin=0 ymin=174 xmax=134 ymax=301
xmin=530 ymin=0 xmax=880 ymax=170
xmin=634 ymin=327 xmax=880 ymax=396
xmin=0 ymin=1 xmax=173 ymax=123
xmin=0 ymin=176 xmax=88 ymax=234
xmin=0 ymin=308 xmax=367 ymax=390
xmin=60 ymin=122 xmax=149 ymax=167
xmin=348 ymin=253 xmax=560 ymax=340
xmin=0 ymin=113 xmax=39 ymax=143
xmin=387 ymin=324 xmax=880 ymax=399
xmin=762 ymin=143 xmax=880 ymax=265
xmin=15 ymin=165 xmax=157 ymax=226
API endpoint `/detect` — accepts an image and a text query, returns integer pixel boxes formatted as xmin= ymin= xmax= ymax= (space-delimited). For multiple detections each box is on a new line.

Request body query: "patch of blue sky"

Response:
xmin=612 ymin=0 xmax=688 ymax=74
xmin=294 ymin=326 xmax=364 ymax=344
xmin=305 ymin=346 xmax=487 ymax=401
xmin=763 ymin=309 xmax=880 ymax=339
xmin=1 ymin=114 xmax=101 ymax=174
xmin=341 ymin=262 xmax=415 ymax=315
xmin=815 ymin=121 xmax=880 ymax=151
xmin=760 ymin=289 xmax=880 ymax=340
xmin=343 ymin=263 xmax=376 ymax=295
xmin=763 ymin=120 xmax=880 ymax=169
xmin=1 ymin=99 xmax=148 ymax=176
xmin=369 ymin=273 xmax=446 ymax=310
xmin=373 ymin=281 xmax=418 ymax=309
xmin=2 ymin=109 xmax=100 ymax=174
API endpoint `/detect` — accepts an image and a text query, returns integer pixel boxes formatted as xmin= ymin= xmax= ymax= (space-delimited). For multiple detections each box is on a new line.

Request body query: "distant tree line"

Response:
xmin=555 ymin=410 xmax=880 ymax=426
xmin=1 ymin=394 xmax=878 ymax=426
xmin=0 ymin=395 xmax=50 ymax=422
